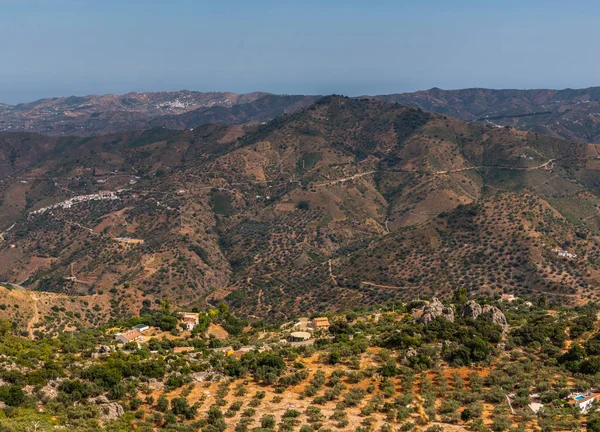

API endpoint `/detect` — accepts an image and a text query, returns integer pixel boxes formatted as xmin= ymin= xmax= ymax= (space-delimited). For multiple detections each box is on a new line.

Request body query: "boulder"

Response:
xmin=417 ymin=297 xmax=454 ymax=324
xmin=148 ymin=378 xmax=164 ymax=391
xmin=98 ymin=345 xmax=112 ymax=354
xmin=460 ymin=300 xmax=482 ymax=320
xmin=406 ymin=347 xmax=418 ymax=358
xmin=40 ymin=384 xmax=59 ymax=400
xmin=191 ymin=370 xmax=224 ymax=383
xmin=482 ymin=305 xmax=509 ymax=329
xmin=99 ymin=402 xmax=124 ymax=422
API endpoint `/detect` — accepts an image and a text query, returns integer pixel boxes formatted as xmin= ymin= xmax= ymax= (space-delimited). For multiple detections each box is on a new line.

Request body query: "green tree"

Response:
xmin=453 ymin=287 xmax=468 ymax=305
xmin=588 ymin=414 xmax=600 ymax=432
xmin=157 ymin=395 xmax=169 ymax=412
xmin=461 ymin=408 xmax=472 ymax=422
xmin=261 ymin=415 xmax=276 ymax=428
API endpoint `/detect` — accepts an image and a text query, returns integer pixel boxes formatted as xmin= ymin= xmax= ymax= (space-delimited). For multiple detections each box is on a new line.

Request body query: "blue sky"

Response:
xmin=1 ymin=0 xmax=599 ymax=103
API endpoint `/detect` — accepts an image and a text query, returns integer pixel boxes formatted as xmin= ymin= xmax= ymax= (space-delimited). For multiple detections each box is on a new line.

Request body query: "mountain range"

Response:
xmin=374 ymin=87 xmax=600 ymax=143
xmin=0 ymin=91 xmax=319 ymax=136
xmin=2 ymin=94 xmax=600 ymax=332
xmin=3 ymin=87 xmax=600 ymax=143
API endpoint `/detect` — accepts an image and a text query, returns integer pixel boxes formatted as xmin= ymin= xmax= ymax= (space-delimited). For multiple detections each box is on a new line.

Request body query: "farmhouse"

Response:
xmin=181 ymin=312 xmax=200 ymax=330
xmin=311 ymin=317 xmax=331 ymax=331
xmin=551 ymin=248 xmax=577 ymax=259
xmin=500 ymin=294 xmax=518 ymax=303
xmin=568 ymin=392 xmax=600 ymax=412
xmin=132 ymin=324 xmax=149 ymax=333
xmin=115 ymin=329 xmax=143 ymax=344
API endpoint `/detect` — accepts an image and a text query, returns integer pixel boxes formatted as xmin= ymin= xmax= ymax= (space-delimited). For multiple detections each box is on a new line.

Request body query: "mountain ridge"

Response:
xmin=0 ymin=91 xmax=319 ymax=136
xmin=4 ymin=86 xmax=600 ymax=143
xmin=372 ymin=86 xmax=600 ymax=143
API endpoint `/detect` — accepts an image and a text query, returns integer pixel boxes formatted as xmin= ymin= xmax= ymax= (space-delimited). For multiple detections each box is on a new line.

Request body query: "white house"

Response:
xmin=115 ymin=329 xmax=143 ymax=344
xmin=132 ymin=324 xmax=149 ymax=333
xmin=568 ymin=392 xmax=600 ymax=412
xmin=181 ymin=312 xmax=200 ymax=330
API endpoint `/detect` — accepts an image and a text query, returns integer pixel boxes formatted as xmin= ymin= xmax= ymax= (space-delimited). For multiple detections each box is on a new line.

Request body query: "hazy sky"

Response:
xmin=1 ymin=0 xmax=599 ymax=104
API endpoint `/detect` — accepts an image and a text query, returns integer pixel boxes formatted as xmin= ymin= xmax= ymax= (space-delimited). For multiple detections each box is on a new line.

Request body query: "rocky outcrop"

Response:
xmin=40 ymin=384 xmax=59 ymax=400
xmin=192 ymin=370 xmax=224 ymax=383
xmin=91 ymin=345 xmax=115 ymax=358
xmin=91 ymin=395 xmax=110 ymax=404
xmin=417 ymin=297 xmax=454 ymax=324
xmin=482 ymin=305 xmax=509 ymax=329
xmin=147 ymin=378 xmax=164 ymax=391
xmin=90 ymin=396 xmax=124 ymax=422
xmin=99 ymin=402 xmax=124 ymax=422
xmin=460 ymin=300 xmax=482 ymax=320
xmin=460 ymin=300 xmax=509 ymax=330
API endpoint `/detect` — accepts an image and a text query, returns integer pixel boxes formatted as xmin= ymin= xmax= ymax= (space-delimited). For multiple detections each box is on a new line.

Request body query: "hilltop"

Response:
xmin=1 ymin=96 xmax=600 ymax=330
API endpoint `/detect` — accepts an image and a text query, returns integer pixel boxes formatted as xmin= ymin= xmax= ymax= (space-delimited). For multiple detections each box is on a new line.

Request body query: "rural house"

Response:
xmin=181 ymin=312 xmax=200 ymax=330
xmin=132 ymin=324 xmax=149 ymax=333
xmin=115 ymin=329 xmax=143 ymax=344
xmin=311 ymin=317 xmax=331 ymax=331
xmin=568 ymin=392 xmax=600 ymax=412
xmin=500 ymin=294 xmax=518 ymax=303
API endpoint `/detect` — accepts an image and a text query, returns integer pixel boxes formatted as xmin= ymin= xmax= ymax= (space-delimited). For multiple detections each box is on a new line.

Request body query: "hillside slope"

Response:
xmin=2 ymin=96 xmax=600 ymax=327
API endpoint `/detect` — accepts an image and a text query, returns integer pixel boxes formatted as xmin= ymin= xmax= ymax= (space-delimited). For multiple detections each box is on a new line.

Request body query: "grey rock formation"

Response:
xmin=88 ymin=395 xmax=124 ymax=421
xmin=459 ymin=300 xmax=509 ymax=330
xmin=418 ymin=297 xmax=454 ymax=324
xmin=460 ymin=300 xmax=482 ymax=319
xmin=99 ymin=402 xmax=124 ymax=422
xmin=482 ymin=305 xmax=509 ymax=329
xmin=148 ymin=378 xmax=164 ymax=391
xmin=40 ymin=384 xmax=59 ymax=400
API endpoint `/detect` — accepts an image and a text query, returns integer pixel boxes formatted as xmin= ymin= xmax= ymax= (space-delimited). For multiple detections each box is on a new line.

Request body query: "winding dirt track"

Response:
xmin=361 ymin=281 xmax=405 ymax=289
xmin=434 ymin=159 xmax=555 ymax=174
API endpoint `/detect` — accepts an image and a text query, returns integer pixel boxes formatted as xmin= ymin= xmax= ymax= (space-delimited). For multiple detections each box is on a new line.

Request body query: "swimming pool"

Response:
xmin=575 ymin=395 xmax=586 ymax=401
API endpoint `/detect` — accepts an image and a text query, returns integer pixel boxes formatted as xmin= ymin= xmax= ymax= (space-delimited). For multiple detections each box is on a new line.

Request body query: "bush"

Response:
xmin=261 ymin=414 xmax=276 ymax=428
xmin=0 ymin=385 xmax=25 ymax=407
